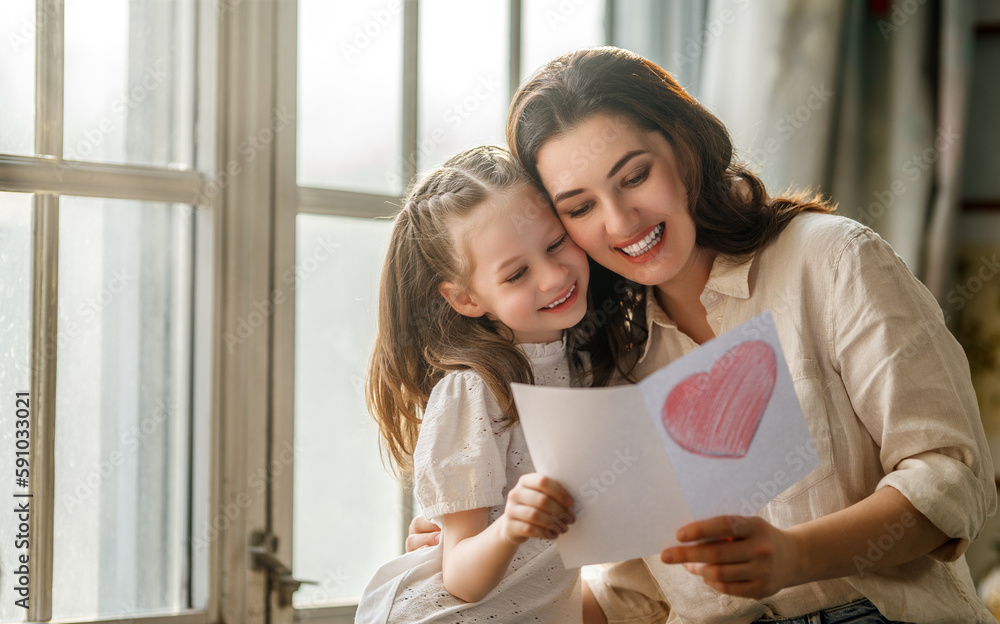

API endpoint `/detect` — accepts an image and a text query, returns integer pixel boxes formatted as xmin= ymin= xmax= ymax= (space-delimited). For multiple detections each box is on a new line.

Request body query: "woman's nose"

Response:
xmin=604 ymin=196 xmax=639 ymax=239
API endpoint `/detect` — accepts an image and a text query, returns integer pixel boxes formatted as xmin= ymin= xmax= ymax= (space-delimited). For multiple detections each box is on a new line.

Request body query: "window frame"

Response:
xmin=1 ymin=1 xmax=620 ymax=621
xmin=0 ymin=0 xmax=263 ymax=621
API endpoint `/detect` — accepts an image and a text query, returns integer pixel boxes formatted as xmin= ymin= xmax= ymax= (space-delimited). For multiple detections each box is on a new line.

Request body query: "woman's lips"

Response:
xmin=615 ymin=222 xmax=665 ymax=262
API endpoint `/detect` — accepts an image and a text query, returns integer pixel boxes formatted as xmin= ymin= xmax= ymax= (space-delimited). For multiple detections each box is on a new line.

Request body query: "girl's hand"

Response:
xmin=498 ymin=473 xmax=576 ymax=545
xmin=660 ymin=515 xmax=803 ymax=599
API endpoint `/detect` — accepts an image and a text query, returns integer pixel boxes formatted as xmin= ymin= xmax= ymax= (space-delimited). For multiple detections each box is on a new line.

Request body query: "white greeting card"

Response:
xmin=512 ymin=311 xmax=819 ymax=568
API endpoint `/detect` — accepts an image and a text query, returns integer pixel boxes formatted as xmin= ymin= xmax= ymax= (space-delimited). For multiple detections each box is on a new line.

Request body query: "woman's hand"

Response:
xmin=660 ymin=515 xmax=803 ymax=599
xmin=497 ymin=473 xmax=576 ymax=545
xmin=660 ymin=488 xmax=951 ymax=599
xmin=406 ymin=515 xmax=441 ymax=552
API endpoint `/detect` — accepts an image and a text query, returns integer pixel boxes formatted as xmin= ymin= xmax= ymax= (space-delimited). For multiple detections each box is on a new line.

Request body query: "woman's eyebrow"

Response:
xmin=607 ymin=150 xmax=646 ymax=178
xmin=552 ymin=188 xmax=583 ymax=205
xmin=552 ymin=149 xmax=648 ymax=206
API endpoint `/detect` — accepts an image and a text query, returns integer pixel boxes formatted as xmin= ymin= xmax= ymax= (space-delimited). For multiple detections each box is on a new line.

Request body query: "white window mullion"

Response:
xmin=0 ymin=155 xmax=206 ymax=204
xmin=271 ymin=0 xmax=299 ymax=622
xmin=397 ymin=0 xmax=420 ymax=549
xmin=29 ymin=0 xmax=65 ymax=618
xmin=214 ymin=0 xmax=282 ymax=620
xmin=35 ymin=0 xmax=63 ymax=158
xmin=295 ymin=187 xmax=398 ymax=219
xmin=28 ymin=192 xmax=58 ymax=623
xmin=401 ymin=0 xmax=419 ymax=189
xmin=509 ymin=0 xmax=522 ymax=100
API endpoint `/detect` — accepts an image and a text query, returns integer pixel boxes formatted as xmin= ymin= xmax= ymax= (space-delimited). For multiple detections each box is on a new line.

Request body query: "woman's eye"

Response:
xmin=623 ymin=169 xmax=648 ymax=187
xmin=547 ymin=235 xmax=567 ymax=253
xmin=567 ymin=202 xmax=593 ymax=218
xmin=506 ymin=268 xmax=527 ymax=283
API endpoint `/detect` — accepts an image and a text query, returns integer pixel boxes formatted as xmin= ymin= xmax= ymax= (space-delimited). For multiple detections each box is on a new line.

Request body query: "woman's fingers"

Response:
xmin=405 ymin=515 xmax=441 ymax=552
xmin=660 ymin=515 xmax=797 ymax=600
xmin=410 ymin=514 xmax=442 ymax=535
xmin=405 ymin=530 xmax=441 ymax=552
xmin=682 ymin=560 xmax=760 ymax=583
xmin=676 ymin=515 xmax=755 ymax=542
xmin=661 ymin=515 xmax=758 ymax=563
xmin=663 ymin=537 xmax=753 ymax=566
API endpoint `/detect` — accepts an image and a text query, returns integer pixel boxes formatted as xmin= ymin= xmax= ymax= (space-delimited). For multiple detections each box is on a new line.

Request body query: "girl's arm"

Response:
xmin=440 ymin=473 xmax=576 ymax=603
xmin=659 ymin=485 xmax=948 ymax=599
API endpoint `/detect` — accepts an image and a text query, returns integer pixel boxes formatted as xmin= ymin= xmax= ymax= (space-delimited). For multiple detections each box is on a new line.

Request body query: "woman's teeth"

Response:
xmin=620 ymin=223 xmax=665 ymax=257
xmin=545 ymin=284 xmax=575 ymax=309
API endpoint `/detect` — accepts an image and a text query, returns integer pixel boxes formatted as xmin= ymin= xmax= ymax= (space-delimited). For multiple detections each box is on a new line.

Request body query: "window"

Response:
xmin=0 ymin=0 xmax=212 ymax=621
xmin=53 ymin=198 xmax=199 ymax=619
xmin=2 ymin=2 xmax=613 ymax=621
xmin=288 ymin=2 xmax=608 ymax=620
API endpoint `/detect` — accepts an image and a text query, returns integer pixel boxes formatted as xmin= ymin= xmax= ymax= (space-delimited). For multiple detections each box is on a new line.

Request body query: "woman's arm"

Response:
xmin=663 ymin=224 xmax=994 ymax=599
xmin=440 ymin=473 xmax=576 ymax=603
xmin=660 ymin=485 xmax=948 ymax=599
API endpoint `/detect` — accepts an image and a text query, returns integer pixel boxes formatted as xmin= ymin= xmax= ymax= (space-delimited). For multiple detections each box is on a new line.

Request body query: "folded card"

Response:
xmin=512 ymin=311 xmax=820 ymax=568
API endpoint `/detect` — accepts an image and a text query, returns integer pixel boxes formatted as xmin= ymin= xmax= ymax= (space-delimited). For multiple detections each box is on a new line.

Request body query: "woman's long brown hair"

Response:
xmin=507 ymin=46 xmax=835 ymax=380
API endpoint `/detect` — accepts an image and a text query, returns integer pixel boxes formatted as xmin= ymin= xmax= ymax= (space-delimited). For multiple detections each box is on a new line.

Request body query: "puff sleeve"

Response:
xmin=412 ymin=371 xmax=512 ymax=523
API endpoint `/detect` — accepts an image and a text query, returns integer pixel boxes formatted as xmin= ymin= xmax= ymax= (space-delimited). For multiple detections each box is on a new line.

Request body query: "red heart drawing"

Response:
xmin=661 ymin=341 xmax=777 ymax=458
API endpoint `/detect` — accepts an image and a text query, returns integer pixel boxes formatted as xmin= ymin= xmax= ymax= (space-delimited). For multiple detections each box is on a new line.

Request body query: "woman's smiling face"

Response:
xmin=535 ymin=113 xmax=702 ymax=289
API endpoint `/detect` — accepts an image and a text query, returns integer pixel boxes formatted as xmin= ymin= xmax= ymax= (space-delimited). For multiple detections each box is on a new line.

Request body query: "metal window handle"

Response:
xmin=249 ymin=531 xmax=317 ymax=606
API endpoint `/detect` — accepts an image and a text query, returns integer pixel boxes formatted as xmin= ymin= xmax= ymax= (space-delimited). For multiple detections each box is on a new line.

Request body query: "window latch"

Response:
xmin=249 ymin=531 xmax=317 ymax=606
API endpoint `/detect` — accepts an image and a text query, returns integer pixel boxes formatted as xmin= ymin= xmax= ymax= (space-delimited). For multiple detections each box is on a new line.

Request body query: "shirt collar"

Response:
xmin=703 ymin=252 xmax=754 ymax=300
xmin=637 ymin=252 xmax=755 ymax=363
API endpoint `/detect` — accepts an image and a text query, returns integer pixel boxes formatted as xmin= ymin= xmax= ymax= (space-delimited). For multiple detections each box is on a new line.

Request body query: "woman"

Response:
xmin=414 ymin=47 xmax=996 ymax=623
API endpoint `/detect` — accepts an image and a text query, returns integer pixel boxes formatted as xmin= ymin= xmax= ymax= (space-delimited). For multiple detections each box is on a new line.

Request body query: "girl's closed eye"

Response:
xmin=505 ymin=267 xmax=527 ymax=283
xmin=547 ymin=234 xmax=568 ymax=252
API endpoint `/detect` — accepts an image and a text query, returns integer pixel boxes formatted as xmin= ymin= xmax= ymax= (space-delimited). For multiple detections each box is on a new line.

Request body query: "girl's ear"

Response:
xmin=438 ymin=281 xmax=486 ymax=318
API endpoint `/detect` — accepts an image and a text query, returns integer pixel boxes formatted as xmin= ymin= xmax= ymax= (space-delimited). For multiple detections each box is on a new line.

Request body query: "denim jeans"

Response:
xmin=751 ymin=598 xmax=912 ymax=624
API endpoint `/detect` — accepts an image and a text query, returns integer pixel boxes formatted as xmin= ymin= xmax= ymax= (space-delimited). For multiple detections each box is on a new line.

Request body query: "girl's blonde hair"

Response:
xmin=367 ymin=145 xmax=560 ymax=475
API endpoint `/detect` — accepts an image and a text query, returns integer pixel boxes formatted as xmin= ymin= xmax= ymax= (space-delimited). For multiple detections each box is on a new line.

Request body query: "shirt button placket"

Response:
xmin=704 ymin=292 xmax=724 ymax=332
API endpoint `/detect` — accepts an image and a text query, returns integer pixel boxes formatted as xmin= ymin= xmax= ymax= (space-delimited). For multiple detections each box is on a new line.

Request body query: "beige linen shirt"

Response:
xmin=591 ymin=213 xmax=996 ymax=624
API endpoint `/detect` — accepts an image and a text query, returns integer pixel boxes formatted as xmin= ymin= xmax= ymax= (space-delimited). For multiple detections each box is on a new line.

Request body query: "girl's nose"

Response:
xmin=538 ymin=258 xmax=570 ymax=291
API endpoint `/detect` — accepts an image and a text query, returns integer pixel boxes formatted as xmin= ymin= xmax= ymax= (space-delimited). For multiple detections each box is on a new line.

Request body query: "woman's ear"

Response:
xmin=438 ymin=281 xmax=486 ymax=318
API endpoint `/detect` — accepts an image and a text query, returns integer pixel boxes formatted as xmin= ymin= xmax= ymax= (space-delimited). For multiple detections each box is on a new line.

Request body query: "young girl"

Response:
xmin=357 ymin=145 xmax=615 ymax=623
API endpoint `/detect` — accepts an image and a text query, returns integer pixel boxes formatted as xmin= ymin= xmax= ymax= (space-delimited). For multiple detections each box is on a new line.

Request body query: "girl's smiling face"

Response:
xmin=535 ymin=113 xmax=706 ymax=290
xmin=439 ymin=184 xmax=590 ymax=344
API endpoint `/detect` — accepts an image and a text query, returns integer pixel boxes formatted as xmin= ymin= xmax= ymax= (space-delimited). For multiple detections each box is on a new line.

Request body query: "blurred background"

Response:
xmin=1 ymin=1 xmax=998 ymax=622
